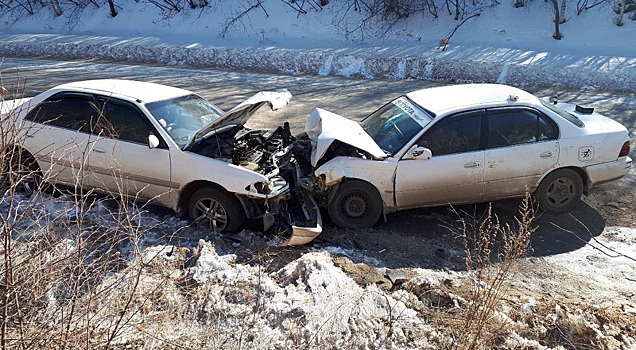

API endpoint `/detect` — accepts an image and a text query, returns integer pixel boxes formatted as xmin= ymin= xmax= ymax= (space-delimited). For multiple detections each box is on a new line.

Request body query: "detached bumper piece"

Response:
xmin=269 ymin=164 xmax=323 ymax=246
xmin=285 ymin=191 xmax=322 ymax=246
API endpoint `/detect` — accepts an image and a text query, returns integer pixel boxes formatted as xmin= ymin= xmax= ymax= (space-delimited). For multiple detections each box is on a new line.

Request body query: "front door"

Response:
xmin=394 ymin=110 xmax=485 ymax=208
xmin=86 ymin=98 xmax=174 ymax=206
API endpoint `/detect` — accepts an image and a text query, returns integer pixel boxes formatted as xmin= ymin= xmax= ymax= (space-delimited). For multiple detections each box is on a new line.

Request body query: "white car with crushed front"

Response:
xmin=297 ymin=84 xmax=632 ymax=228
xmin=0 ymin=79 xmax=321 ymax=245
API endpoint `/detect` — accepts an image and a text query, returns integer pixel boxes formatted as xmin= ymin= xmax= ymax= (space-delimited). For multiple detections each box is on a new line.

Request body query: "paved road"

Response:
xmin=1 ymin=57 xmax=635 ymax=268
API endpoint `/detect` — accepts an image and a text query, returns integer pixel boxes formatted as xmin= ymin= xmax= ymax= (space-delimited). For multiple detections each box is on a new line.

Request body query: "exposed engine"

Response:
xmin=190 ymin=122 xmax=295 ymax=176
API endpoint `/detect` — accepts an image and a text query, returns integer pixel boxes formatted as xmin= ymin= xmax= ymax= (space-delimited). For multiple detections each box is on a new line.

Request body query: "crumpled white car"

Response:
xmin=297 ymin=84 xmax=632 ymax=228
xmin=0 ymin=79 xmax=321 ymax=245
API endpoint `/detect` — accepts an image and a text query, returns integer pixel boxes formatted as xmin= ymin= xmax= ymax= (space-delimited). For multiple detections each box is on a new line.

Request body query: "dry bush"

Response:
xmin=0 ymin=78 xmax=181 ymax=349
xmin=441 ymin=195 xmax=536 ymax=349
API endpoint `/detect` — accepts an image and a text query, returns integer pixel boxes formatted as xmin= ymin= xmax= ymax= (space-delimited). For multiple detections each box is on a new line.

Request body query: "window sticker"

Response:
xmin=392 ymin=97 xmax=431 ymax=126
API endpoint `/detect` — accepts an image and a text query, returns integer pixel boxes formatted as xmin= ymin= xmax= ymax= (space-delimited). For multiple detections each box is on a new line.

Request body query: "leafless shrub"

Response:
xmin=330 ymin=0 xmax=495 ymax=41
xmin=442 ymin=195 xmax=536 ymax=349
xmin=0 ymin=76 xmax=185 ymax=349
xmin=220 ymin=0 xmax=270 ymax=38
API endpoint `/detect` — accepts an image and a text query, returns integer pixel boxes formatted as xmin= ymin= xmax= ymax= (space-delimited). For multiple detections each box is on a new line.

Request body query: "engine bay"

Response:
xmin=190 ymin=122 xmax=296 ymax=176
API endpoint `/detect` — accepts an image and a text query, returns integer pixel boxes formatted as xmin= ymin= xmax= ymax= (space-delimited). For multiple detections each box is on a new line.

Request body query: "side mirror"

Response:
xmin=405 ymin=145 xmax=432 ymax=160
xmin=148 ymin=134 xmax=160 ymax=149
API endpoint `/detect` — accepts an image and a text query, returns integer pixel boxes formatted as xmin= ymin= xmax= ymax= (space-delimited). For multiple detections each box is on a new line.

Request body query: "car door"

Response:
xmin=21 ymin=93 xmax=101 ymax=189
xmin=87 ymin=97 xmax=174 ymax=205
xmin=482 ymin=107 xmax=559 ymax=199
xmin=394 ymin=110 xmax=485 ymax=209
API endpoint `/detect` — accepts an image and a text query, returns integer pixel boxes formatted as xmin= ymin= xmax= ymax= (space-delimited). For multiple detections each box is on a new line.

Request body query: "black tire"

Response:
xmin=535 ymin=168 xmax=584 ymax=213
xmin=188 ymin=187 xmax=245 ymax=233
xmin=0 ymin=150 xmax=44 ymax=196
xmin=328 ymin=180 xmax=383 ymax=229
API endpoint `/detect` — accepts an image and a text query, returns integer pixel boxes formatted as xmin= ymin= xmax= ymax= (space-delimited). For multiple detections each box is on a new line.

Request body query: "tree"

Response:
xmin=550 ymin=0 xmax=565 ymax=39
xmin=108 ymin=0 xmax=118 ymax=17
xmin=50 ymin=0 xmax=63 ymax=16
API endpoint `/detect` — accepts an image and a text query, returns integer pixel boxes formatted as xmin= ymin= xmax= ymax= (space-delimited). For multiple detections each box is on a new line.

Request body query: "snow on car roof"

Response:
xmin=56 ymin=79 xmax=192 ymax=103
xmin=406 ymin=84 xmax=539 ymax=116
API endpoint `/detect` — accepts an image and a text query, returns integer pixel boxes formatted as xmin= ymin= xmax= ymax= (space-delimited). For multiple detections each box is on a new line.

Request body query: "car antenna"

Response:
xmin=549 ymin=95 xmax=559 ymax=105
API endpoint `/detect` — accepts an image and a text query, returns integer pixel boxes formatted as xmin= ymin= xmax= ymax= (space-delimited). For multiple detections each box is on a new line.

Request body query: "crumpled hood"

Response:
xmin=194 ymin=89 xmax=292 ymax=140
xmin=305 ymin=108 xmax=386 ymax=167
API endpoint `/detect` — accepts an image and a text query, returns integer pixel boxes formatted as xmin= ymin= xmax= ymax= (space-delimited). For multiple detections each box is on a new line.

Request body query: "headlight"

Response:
xmin=246 ymin=181 xmax=271 ymax=195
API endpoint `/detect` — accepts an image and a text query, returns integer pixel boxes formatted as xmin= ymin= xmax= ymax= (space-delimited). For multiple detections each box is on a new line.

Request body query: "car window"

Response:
xmin=100 ymin=100 xmax=160 ymax=145
xmin=487 ymin=109 xmax=558 ymax=148
xmin=417 ymin=111 xmax=482 ymax=156
xmin=25 ymin=96 xmax=101 ymax=133
xmin=538 ymin=115 xmax=559 ymax=141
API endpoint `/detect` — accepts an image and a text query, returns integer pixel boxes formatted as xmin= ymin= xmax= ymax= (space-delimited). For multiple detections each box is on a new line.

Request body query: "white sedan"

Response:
xmin=299 ymin=84 xmax=632 ymax=228
xmin=0 ymin=79 xmax=321 ymax=245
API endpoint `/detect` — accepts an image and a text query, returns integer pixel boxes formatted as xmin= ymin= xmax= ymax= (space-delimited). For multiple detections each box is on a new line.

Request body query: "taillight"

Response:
xmin=619 ymin=141 xmax=631 ymax=157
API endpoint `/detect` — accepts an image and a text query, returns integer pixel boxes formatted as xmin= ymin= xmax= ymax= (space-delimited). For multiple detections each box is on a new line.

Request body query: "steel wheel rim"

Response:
xmin=545 ymin=177 xmax=575 ymax=208
xmin=341 ymin=193 xmax=368 ymax=219
xmin=193 ymin=198 xmax=228 ymax=231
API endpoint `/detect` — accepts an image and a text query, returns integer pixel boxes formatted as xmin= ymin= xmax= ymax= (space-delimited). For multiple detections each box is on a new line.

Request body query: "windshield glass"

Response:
xmin=360 ymin=96 xmax=432 ymax=154
xmin=540 ymin=99 xmax=584 ymax=128
xmin=145 ymin=94 xmax=224 ymax=148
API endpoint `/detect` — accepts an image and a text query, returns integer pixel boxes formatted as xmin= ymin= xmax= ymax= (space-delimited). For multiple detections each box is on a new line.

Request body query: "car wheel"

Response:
xmin=0 ymin=150 xmax=44 ymax=196
xmin=535 ymin=169 xmax=584 ymax=213
xmin=188 ymin=187 xmax=245 ymax=233
xmin=328 ymin=180 xmax=383 ymax=229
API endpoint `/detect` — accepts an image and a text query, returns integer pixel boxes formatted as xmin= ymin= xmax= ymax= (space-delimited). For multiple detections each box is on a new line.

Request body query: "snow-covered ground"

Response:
xmin=1 ymin=1 xmax=635 ymax=90
xmin=1 ymin=2 xmax=636 ymax=348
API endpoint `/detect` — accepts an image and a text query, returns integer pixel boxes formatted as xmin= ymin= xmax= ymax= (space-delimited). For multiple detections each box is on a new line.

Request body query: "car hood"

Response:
xmin=305 ymin=108 xmax=386 ymax=167
xmin=194 ymin=89 xmax=292 ymax=140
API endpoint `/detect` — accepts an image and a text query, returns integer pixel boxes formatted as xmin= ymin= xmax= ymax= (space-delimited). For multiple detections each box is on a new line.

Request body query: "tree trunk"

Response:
xmin=50 ymin=0 xmax=63 ymax=16
xmin=550 ymin=0 xmax=563 ymax=39
xmin=559 ymin=0 xmax=567 ymax=23
xmin=108 ymin=0 xmax=117 ymax=17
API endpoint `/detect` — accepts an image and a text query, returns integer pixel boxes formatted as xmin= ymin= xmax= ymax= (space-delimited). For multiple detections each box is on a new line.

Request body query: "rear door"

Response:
xmin=482 ymin=107 xmax=559 ymax=199
xmin=21 ymin=93 xmax=101 ymax=189
xmin=394 ymin=110 xmax=485 ymax=208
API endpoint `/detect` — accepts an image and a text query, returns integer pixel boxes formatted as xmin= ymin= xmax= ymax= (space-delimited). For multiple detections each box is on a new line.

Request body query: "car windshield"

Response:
xmin=360 ymin=96 xmax=432 ymax=154
xmin=145 ymin=94 xmax=224 ymax=148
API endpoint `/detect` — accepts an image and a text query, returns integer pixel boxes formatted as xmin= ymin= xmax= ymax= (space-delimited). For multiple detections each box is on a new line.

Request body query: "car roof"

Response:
xmin=55 ymin=79 xmax=192 ymax=103
xmin=406 ymin=84 xmax=539 ymax=116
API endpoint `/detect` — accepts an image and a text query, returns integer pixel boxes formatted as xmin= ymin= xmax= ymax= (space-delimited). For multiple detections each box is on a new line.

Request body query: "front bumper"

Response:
xmin=586 ymin=156 xmax=632 ymax=187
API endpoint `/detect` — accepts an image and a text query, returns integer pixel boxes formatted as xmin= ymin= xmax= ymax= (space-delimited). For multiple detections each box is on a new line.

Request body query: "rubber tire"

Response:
xmin=535 ymin=169 xmax=584 ymax=214
xmin=0 ymin=150 xmax=44 ymax=196
xmin=328 ymin=180 xmax=383 ymax=229
xmin=188 ymin=187 xmax=245 ymax=233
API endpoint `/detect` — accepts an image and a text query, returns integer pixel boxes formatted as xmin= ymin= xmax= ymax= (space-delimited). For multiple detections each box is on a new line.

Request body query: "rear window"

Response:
xmin=540 ymin=99 xmax=585 ymax=128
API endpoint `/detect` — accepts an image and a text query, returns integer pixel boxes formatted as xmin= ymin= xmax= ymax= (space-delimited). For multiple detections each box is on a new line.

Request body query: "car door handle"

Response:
xmin=92 ymin=148 xmax=106 ymax=154
xmin=464 ymin=161 xmax=481 ymax=169
xmin=540 ymin=151 xmax=554 ymax=158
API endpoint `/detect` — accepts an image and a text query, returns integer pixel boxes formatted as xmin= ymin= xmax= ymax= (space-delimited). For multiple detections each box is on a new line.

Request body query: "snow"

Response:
xmin=1 ymin=1 xmax=635 ymax=90
xmin=1 ymin=2 xmax=636 ymax=347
